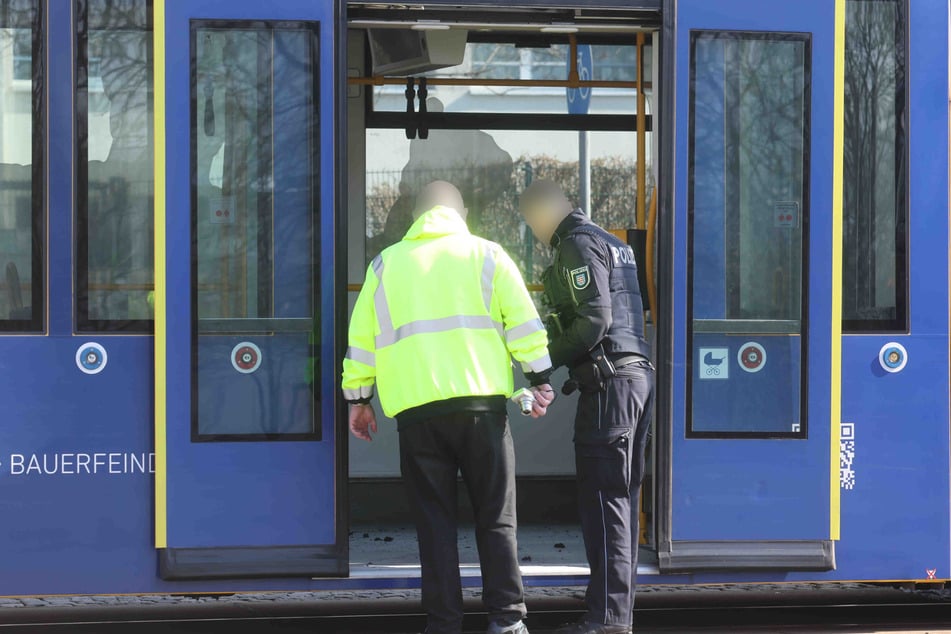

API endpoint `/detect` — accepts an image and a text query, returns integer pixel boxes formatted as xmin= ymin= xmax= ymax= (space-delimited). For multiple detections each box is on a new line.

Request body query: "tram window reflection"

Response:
xmin=195 ymin=26 xmax=317 ymax=323
xmin=192 ymin=23 xmax=319 ymax=440
xmin=0 ymin=0 xmax=41 ymax=331
xmin=687 ymin=31 xmax=810 ymax=437
xmin=77 ymin=0 xmax=153 ymax=331
xmin=842 ymin=0 xmax=907 ymax=332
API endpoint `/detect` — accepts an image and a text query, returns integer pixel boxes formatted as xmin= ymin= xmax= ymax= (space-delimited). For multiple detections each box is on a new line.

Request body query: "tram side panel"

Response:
xmin=830 ymin=0 xmax=951 ymax=583
xmin=2 ymin=0 xmax=947 ymax=596
xmin=0 ymin=4 xmax=161 ymax=595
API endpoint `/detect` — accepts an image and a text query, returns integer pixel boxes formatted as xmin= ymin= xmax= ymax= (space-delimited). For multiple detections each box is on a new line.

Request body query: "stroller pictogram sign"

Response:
xmin=699 ymin=347 xmax=729 ymax=380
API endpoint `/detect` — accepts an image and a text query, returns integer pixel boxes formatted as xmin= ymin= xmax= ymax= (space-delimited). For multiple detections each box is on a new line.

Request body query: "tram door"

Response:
xmin=661 ymin=0 xmax=842 ymax=571
xmin=154 ymin=0 xmax=347 ymax=578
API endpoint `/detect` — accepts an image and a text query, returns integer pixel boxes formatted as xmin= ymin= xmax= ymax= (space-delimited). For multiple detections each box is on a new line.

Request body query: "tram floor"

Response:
xmin=349 ymin=522 xmax=658 ymax=573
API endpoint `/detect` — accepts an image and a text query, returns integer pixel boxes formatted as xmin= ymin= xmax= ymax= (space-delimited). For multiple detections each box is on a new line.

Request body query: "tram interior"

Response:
xmin=345 ymin=7 xmax=661 ymax=574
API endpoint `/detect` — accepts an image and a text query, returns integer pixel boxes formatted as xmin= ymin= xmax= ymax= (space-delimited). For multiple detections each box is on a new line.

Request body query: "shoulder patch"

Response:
xmin=569 ymin=265 xmax=591 ymax=290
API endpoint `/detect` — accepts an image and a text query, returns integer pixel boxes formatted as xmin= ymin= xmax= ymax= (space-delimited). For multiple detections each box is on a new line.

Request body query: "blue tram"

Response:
xmin=0 ymin=0 xmax=946 ymax=595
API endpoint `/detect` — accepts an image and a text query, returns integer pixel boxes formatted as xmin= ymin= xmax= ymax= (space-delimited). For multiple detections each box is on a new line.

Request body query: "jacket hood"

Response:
xmin=404 ymin=205 xmax=470 ymax=241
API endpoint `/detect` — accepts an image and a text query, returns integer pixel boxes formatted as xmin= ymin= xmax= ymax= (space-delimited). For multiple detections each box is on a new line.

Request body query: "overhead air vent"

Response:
xmin=368 ymin=28 xmax=468 ymax=76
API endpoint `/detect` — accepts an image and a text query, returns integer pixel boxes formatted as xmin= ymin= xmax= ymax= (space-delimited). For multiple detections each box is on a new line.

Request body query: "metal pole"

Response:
xmin=579 ymin=130 xmax=591 ymax=214
xmin=636 ymin=32 xmax=647 ymax=229
xmin=568 ymin=34 xmax=579 ymax=83
xmin=522 ymin=162 xmax=534 ymax=275
xmin=570 ymin=34 xmax=591 ymax=215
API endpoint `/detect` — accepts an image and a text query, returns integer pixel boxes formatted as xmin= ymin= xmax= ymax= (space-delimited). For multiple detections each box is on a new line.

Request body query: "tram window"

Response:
xmin=687 ymin=31 xmax=810 ymax=437
xmin=467 ymin=43 xmax=641 ymax=82
xmin=364 ymin=128 xmax=644 ymax=288
xmin=76 ymin=0 xmax=154 ymax=332
xmin=0 ymin=1 xmax=42 ymax=332
xmin=12 ymin=30 xmax=29 ymax=80
xmin=369 ymin=41 xmax=647 ymax=116
xmin=192 ymin=22 xmax=319 ymax=441
xmin=469 ymin=44 xmax=563 ymax=81
xmin=842 ymin=0 xmax=907 ymax=332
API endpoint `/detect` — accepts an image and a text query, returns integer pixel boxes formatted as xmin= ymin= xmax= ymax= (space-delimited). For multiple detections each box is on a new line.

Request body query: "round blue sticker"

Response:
xmin=878 ymin=341 xmax=907 ymax=374
xmin=76 ymin=342 xmax=107 ymax=375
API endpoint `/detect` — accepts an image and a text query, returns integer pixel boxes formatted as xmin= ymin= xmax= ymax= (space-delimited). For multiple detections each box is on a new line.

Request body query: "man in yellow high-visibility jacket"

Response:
xmin=342 ymin=181 xmax=554 ymax=634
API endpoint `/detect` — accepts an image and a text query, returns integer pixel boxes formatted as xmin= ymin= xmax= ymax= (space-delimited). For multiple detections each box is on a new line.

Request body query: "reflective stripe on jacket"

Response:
xmin=341 ymin=205 xmax=551 ymax=418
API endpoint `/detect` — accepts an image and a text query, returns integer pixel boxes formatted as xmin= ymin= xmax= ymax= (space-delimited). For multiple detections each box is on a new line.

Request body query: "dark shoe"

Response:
xmin=552 ymin=620 xmax=631 ymax=634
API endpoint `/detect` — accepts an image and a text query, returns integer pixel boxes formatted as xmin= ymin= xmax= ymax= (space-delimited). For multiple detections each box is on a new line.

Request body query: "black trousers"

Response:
xmin=574 ymin=363 xmax=654 ymax=627
xmin=399 ymin=411 xmax=526 ymax=634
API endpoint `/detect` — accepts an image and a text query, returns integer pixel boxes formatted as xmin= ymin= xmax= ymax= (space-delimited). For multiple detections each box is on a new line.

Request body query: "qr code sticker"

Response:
xmin=840 ymin=422 xmax=855 ymax=490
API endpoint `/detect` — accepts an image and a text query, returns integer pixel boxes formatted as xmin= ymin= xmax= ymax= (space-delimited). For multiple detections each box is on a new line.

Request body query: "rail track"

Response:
xmin=5 ymin=595 xmax=951 ymax=633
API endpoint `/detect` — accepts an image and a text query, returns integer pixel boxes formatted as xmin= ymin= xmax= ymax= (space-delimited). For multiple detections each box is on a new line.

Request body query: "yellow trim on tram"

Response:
xmin=830 ymin=0 xmax=846 ymax=542
xmin=153 ymin=0 xmax=168 ymax=550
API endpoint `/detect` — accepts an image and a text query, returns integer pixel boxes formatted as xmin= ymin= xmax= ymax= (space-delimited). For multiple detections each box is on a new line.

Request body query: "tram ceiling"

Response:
xmin=349 ymin=20 xmax=656 ymax=35
xmin=348 ymin=0 xmax=660 ymax=9
xmin=348 ymin=3 xmax=661 ymax=32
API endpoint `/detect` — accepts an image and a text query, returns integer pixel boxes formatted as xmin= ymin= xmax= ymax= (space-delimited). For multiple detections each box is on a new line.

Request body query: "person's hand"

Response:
xmin=349 ymin=404 xmax=378 ymax=441
xmin=529 ymin=384 xmax=555 ymax=418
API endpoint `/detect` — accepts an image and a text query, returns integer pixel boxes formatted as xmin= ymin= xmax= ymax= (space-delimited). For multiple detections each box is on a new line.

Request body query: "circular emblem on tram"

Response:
xmin=878 ymin=341 xmax=908 ymax=374
xmin=231 ymin=341 xmax=262 ymax=374
xmin=75 ymin=342 xmax=108 ymax=375
xmin=737 ymin=342 xmax=766 ymax=373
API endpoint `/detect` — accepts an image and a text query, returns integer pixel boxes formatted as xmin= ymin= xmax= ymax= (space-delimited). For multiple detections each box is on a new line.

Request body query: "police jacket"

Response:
xmin=342 ymin=205 xmax=552 ymax=422
xmin=545 ymin=209 xmax=650 ymax=370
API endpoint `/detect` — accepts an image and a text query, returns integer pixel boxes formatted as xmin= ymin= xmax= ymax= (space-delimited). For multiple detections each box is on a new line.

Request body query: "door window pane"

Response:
xmin=77 ymin=0 xmax=154 ymax=331
xmin=842 ymin=0 xmax=906 ymax=332
xmin=0 ymin=0 xmax=41 ymax=331
xmin=687 ymin=32 xmax=810 ymax=437
xmin=192 ymin=22 xmax=319 ymax=441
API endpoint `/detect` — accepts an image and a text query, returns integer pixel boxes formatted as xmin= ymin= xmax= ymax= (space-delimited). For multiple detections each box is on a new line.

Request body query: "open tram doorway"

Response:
xmin=344 ymin=2 xmax=662 ymax=579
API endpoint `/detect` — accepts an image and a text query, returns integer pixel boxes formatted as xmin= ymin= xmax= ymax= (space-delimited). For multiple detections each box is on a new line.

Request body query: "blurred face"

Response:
xmin=520 ymin=198 xmax=558 ymax=245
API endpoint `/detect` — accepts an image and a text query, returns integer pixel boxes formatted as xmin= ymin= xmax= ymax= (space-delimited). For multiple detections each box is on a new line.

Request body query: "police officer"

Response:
xmin=519 ymin=180 xmax=654 ymax=634
xmin=343 ymin=181 xmax=555 ymax=634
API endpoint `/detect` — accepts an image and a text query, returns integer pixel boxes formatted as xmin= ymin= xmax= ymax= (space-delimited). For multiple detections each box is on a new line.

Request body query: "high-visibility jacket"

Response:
xmin=342 ymin=205 xmax=551 ymax=418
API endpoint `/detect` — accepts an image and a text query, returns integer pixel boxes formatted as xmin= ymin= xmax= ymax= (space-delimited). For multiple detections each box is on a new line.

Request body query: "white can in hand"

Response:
xmin=510 ymin=388 xmax=535 ymax=416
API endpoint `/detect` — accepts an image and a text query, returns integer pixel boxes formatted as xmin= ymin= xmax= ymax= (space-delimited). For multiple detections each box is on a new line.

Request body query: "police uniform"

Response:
xmin=342 ymin=205 xmax=552 ymax=634
xmin=543 ymin=209 xmax=654 ymax=632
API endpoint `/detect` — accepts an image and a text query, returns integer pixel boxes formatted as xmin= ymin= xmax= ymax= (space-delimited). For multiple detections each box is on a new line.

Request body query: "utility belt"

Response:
xmin=563 ymin=344 xmax=652 ymax=395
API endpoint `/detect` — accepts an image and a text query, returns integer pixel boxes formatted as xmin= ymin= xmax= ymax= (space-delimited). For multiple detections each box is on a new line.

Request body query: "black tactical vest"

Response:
xmin=548 ymin=218 xmax=651 ymax=362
